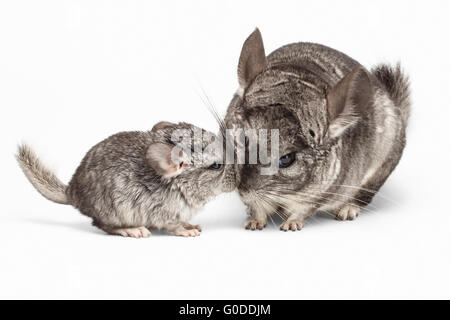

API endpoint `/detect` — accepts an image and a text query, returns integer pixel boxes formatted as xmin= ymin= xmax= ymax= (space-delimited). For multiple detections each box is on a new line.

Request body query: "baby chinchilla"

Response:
xmin=16 ymin=122 xmax=235 ymax=237
xmin=225 ymin=28 xmax=410 ymax=231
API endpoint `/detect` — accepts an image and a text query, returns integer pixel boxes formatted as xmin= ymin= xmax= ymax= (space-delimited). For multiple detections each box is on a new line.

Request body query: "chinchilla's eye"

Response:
xmin=208 ymin=162 xmax=222 ymax=170
xmin=278 ymin=153 xmax=296 ymax=168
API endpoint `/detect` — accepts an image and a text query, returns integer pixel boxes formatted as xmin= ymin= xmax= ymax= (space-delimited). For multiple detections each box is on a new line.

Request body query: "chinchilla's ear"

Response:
xmin=326 ymin=67 xmax=373 ymax=139
xmin=151 ymin=121 xmax=175 ymax=132
xmin=146 ymin=143 xmax=188 ymax=178
xmin=237 ymin=28 xmax=267 ymax=92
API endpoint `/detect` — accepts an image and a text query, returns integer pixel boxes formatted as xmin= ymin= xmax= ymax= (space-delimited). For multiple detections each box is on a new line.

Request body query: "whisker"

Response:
xmin=266 ymin=210 xmax=277 ymax=228
xmin=256 ymin=192 xmax=288 ymax=221
xmin=272 ymin=186 xmax=378 ymax=211
xmin=195 ymin=83 xmax=227 ymax=137
xmin=265 ymin=189 xmax=324 ymax=208
xmin=267 ymin=185 xmax=379 ymax=213
xmin=264 ymin=189 xmax=375 ymax=215
xmin=264 ymin=192 xmax=337 ymax=221
xmin=262 ymin=190 xmax=323 ymax=217
xmin=307 ymin=183 xmax=399 ymax=205
xmin=257 ymin=197 xmax=283 ymax=224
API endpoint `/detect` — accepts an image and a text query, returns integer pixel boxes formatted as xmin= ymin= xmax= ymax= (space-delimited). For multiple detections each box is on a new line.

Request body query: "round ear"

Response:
xmin=151 ymin=121 xmax=176 ymax=132
xmin=326 ymin=67 xmax=373 ymax=139
xmin=146 ymin=143 xmax=188 ymax=178
xmin=237 ymin=28 xmax=267 ymax=92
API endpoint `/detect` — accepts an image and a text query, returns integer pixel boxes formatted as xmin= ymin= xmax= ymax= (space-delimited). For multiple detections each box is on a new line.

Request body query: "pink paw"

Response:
xmin=173 ymin=227 xmax=201 ymax=237
xmin=335 ymin=205 xmax=361 ymax=221
xmin=245 ymin=219 xmax=267 ymax=230
xmin=113 ymin=226 xmax=151 ymax=238
xmin=280 ymin=220 xmax=304 ymax=231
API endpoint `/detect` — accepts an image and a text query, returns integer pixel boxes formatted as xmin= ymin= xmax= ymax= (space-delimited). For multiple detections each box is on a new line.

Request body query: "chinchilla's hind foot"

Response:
xmin=334 ymin=204 xmax=361 ymax=221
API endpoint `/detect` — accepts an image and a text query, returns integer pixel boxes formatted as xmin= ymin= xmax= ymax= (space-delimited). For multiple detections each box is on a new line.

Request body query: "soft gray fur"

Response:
xmin=17 ymin=122 xmax=235 ymax=237
xmin=225 ymin=29 xmax=410 ymax=231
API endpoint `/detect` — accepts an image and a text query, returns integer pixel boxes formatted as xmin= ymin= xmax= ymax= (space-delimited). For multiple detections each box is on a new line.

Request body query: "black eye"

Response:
xmin=209 ymin=162 xmax=222 ymax=170
xmin=309 ymin=129 xmax=316 ymax=137
xmin=278 ymin=153 xmax=296 ymax=168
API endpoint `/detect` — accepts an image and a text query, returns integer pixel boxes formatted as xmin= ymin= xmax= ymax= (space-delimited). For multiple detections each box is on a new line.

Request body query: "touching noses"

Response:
xmin=237 ymin=164 xmax=259 ymax=193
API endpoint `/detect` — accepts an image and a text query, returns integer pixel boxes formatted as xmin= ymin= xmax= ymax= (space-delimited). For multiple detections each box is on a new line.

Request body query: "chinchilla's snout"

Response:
xmin=222 ymin=164 xmax=236 ymax=193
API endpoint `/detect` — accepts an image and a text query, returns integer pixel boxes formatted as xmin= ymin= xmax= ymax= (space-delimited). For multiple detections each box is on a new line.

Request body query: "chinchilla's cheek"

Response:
xmin=223 ymin=172 xmax=237 ymax=193
xmin=277 ymin=161 xmax=305 ymax=179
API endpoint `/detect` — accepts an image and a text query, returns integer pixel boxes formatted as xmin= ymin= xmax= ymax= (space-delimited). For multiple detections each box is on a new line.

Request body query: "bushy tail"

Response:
xmin=372 ymin=63 xmax=411 ymax=125
xmin=16 ymin=144 xmax=70 ymax=205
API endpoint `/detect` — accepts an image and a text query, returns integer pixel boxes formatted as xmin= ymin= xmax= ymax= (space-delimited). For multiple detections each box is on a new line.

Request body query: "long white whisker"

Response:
xmin=267 ymin=185 xmax=378 ymax=214
xmin=196 ymin=83 xmax=227 ymax=136
xmin=307 ymin=183 xmax=399 ymax=205
xmin=255 ymin=195 xmax=281 ymax=227
xmin=264 ymin=192 xmax=337 ymax=220
xmin=271 ymin=186 xmax=378 ymax=211
xmin=256 ymin=192 xmax=288 ymax=221
xmin=264 ymin=189 xmax=375 ymax=215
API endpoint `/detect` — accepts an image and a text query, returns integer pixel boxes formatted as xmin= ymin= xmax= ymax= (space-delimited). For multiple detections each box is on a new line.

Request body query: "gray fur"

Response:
xmin=16 ymin=144 xmax=69 ymax=205
xmin=225 ymin=29 xmax=410 ymax=230
xmin=372 ymin=63 xmax=411 ymax=125
xmin=17 ymin=123 xmax=235 ymax=236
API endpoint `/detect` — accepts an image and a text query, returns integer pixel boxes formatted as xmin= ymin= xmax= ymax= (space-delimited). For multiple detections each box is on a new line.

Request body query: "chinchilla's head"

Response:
xmin=228 ymin=28 xmax=373 ymax=208
xmin=147 ymin=122 xmax=235 ymax=206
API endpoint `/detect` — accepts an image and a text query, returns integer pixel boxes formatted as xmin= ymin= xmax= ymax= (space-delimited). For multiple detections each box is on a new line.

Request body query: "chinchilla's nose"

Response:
xmin=222 ymin=164 xmax=236 ymax=192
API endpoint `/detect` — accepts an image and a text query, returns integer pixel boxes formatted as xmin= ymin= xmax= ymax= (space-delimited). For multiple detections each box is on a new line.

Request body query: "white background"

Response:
xmin=1 ymin=0 xmax=449 ymax=299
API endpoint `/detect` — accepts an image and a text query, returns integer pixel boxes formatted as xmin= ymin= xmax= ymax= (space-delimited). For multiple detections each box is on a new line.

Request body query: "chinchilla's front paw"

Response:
xmin=111 ymin=226 xmax=151 ymax=238
xmin=182 ymin=223 xmax=202 ymax=232
xmin=172 ymin=226 xmax=201 ymax=237
xmin=280 ymin=219 xmax=304 ymax=231
xmin=245 ymin=219 xmax=267 ymax=231
xmin=335 ymin=204 xmax=361 ymax=221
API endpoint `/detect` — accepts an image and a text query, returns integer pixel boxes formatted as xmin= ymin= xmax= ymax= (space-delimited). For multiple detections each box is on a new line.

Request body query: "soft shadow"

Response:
xmin=304 ymin=211 xmax=338 ymax=229
xmin=26 ymin=217 xmax=104 ymax=235
xmin=201 ymin=208 xmax=336 ymax=231
xmin=192 ymin=193 xmax=248 ymax=231
xmin=24 ymin=183 xmax=405 ymax=235
xmin=25 ymin=217 xmax=169 ymax=237
xmin=369 ymin=183 xmax=404 ymax=212
xmin=200 ymin=214 xmax=247 ymax=231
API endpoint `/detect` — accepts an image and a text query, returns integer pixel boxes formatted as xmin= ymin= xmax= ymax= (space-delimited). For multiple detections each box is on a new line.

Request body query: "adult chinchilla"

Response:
xmin=17 ymin=122 xmax=235 ymax=237
xmin=225 ymin=28 xmax=410 ymax=231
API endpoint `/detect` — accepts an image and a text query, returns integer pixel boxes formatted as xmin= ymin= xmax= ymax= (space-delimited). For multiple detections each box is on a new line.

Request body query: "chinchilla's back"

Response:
xmin=267 ymin=42 xmax=361 ymax=86
xmin=270 ymin=43 xmax=410 ymax=123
